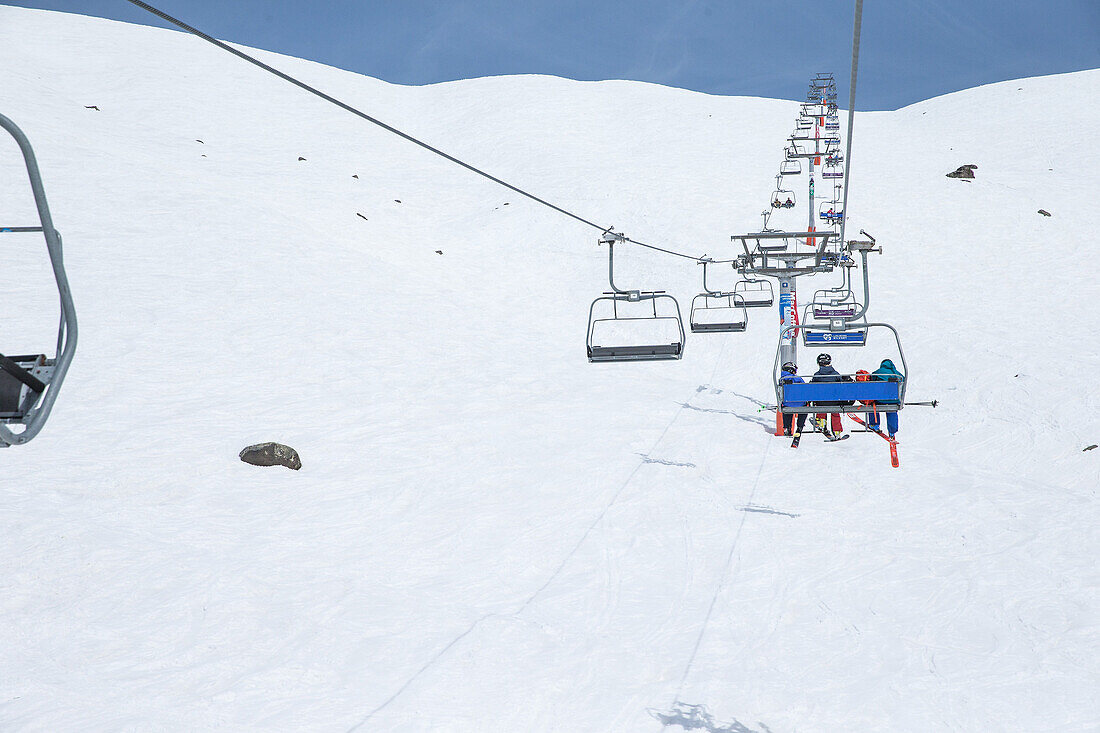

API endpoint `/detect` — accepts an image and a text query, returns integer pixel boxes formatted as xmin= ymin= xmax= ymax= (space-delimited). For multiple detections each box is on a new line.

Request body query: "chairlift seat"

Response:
xmin=690 ymin=293 xmax=748 ymax=333
xmin=587 ymin=291 xmax=686 ymax=363
xmin=780 ymin=160 xmax=801 ymax=176
xmin=733 ymin=279 xmax=774 ymax=308
xmin=780 ymin=380 xmax=902 ymax=413
xmin=588 ymin=342 xmax=682 ymax=362
xmin=802 ymin=328 xmax=866 ymax=346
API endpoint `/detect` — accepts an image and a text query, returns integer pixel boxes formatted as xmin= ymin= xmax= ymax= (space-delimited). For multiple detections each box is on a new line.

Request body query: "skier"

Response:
xmin=779 ymin=362 xmax=808 ymax=437
xmin=811 ymin=353 xmax=844 ymax=436
xmin=868 ymin=358 xmax=904 ymax=438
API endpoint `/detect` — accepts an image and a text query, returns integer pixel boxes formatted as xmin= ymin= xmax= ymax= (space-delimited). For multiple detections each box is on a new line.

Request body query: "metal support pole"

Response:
xmin=778 ymin=274 xmax=797 ymax=369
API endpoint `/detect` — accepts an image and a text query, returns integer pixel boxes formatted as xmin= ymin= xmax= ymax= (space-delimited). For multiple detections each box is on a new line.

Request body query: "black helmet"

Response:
xmin=817 ymin=353 xmax=832 ymax=366
xmin=782 ymin=361 xmax=796 ymax=373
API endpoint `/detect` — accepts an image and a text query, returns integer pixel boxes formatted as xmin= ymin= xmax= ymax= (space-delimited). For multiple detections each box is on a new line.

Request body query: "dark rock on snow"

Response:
xmin=946 ymin=164 xmax=977 ymax=179
xmin=298 ymin=156 xmax=306 ymax=161
xmin=240 ymin=442 xmax=302 ymax=470
xmin=1038 ymin=209 xmax=1051 ymax=217
xmin=1084 ymin=444 xmax=1097 ymax=452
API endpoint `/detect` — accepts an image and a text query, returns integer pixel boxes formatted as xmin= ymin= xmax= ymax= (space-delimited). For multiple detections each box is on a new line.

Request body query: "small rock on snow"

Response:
xmin=946 ymin=164 xmax=977 ymax=179
xmin=240 ymin=442 xmax=302 ymax=470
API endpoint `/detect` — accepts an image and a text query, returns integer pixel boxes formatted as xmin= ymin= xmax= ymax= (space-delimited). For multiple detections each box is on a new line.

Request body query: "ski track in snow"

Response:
xmin=1 ymin=6 xmax=1099 ymax=732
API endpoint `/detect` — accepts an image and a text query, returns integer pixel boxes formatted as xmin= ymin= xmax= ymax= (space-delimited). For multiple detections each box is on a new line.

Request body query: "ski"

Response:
xmin=813 ymin=415 xmax=848 ymax=442
xmin=847 ymin=412 xmax=900 ymax=468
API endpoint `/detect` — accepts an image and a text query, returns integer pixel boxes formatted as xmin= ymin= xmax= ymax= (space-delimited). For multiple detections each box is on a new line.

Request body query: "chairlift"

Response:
xmin=795 ymin=117 xmax=812 ymax=130
xmin=771 ymin=188 xmax=796 ymax=209
xmin=800 ymin=313 xmax=868 ymax=347
xmin=733 ymin=276 xmax=775 ymax=308
xmin=822 ymin=161 xmax=844 ymax=179
xmin=825 ymin=119 xmax=840 ymax=131
xmin=779 ymin=159 xmax=801 ymax=176
xmin=818 ymin=201 xmax=843 ymax=224
xmin=0 ymin=113 xmax=78 ymax=447
xmin=689 ymin=261 xmax=748 ymax=333
xmin=774 ymin=322 xmax=907 ymax=414
xmin=825 ymin=152 xmax=843 ymax=167
xmin=804 ymin=288 xmax=860 ymax=320
xmin=586 ymin=233 xmax=685 ymax=362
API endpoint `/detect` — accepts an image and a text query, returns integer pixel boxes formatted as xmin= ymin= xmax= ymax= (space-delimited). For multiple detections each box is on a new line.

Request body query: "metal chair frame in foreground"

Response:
xmin=0 ymin=113 xmax=78 ymax=447
xmin=586 ymin=232 xmax=685 ymax=363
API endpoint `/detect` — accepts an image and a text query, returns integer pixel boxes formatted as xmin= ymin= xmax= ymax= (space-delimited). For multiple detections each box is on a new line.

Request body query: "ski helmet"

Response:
xmin=817 ymin=353 xmax=832 ymax=366
xmin=782 ymin=361 xmax=797 ymax=373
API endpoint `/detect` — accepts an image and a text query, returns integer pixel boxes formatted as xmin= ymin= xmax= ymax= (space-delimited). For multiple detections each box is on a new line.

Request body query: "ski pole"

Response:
xmin=903 ymin=400 xmax=937 ymax=407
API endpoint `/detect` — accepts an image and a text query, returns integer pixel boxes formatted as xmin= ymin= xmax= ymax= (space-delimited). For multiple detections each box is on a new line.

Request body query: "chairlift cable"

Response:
xmin=838 ymin=0 xmax=863 ymax=249
xmin=121 ymin=0 xmax=710 ymax=263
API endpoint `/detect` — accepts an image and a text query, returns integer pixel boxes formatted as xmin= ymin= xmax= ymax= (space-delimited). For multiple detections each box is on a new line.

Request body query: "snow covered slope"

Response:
xmin=1 ymin=6 xmax=1097 ymax=731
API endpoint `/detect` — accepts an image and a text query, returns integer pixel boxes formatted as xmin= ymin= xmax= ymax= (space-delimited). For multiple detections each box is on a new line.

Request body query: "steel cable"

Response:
xmin=122 ymin=0 xmax=713 ymax=263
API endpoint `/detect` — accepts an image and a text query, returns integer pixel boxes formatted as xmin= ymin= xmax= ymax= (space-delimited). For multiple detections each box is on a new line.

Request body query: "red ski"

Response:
xmin=847 ymin=412 xmax=899 ymax=468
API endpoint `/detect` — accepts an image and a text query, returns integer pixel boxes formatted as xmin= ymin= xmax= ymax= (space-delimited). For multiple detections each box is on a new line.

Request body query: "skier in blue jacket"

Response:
xmin=779 ymin=362 xmax=808 ymax=436
xmin=867 ymin=358 xmax=903 ymax=438
xmin=811 ymin=353 xmax=845 ymax=435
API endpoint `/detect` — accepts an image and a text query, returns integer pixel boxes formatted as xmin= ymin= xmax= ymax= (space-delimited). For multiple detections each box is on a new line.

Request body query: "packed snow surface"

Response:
xmin=1 ymin=7 xmax=1098 ymax=731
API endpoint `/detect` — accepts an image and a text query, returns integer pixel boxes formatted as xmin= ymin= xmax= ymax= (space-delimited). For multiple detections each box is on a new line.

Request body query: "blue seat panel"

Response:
xmin=782 ymin=380 xmax=901 ymax=404
xmin=804 ymin=330 xmax=866 ymax=345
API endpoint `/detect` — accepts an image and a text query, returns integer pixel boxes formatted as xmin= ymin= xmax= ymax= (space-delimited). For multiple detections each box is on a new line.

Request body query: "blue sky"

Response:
xmin=6 ymin=0 xmax=1099 ymax=109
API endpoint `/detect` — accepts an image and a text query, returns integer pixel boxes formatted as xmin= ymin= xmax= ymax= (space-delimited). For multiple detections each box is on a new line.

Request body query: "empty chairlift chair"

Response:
xmin=0 ymin=112 xmax=78 ymax=447
xmin=689 ymin=260 xmax=748 ymax=333
xmin=771 ymin=187 xmax=796 ymax=209
xmin=779 ymin=159 xmax=801 ymax=176
xmin=808 ymin=287 xmax=859 ymax=320
xmin=733 ymin=276 xmax=774 ymax=308
xmin=586 ymin=233 xmax=685 ymax=362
